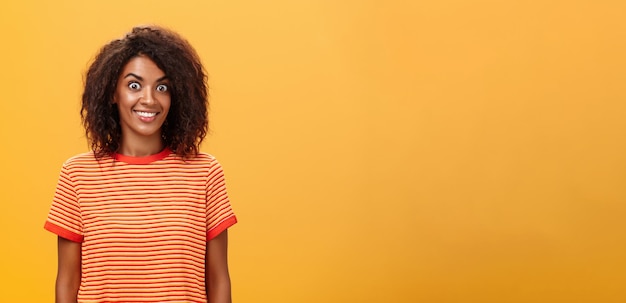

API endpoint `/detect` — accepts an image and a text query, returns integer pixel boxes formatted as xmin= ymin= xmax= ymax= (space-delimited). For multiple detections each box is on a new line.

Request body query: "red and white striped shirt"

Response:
xmin=45 ymin=148 xmax=237 ymax=303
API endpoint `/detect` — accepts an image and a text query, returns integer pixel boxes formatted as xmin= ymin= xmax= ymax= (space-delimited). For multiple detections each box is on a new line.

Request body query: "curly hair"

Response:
xmin=81 ymin=25 xmax=208 ymax=159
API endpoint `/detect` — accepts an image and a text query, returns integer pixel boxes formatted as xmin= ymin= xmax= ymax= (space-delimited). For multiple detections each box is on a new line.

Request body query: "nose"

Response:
xmin=140 ymin=88 xmax=156 ymax=105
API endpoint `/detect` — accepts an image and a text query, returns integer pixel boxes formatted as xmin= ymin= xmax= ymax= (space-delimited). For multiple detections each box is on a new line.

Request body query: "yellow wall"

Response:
xmin=1 ymin=0 xmax=625 ymax=302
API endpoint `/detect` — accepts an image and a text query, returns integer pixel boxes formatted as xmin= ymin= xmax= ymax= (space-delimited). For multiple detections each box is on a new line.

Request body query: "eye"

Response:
xmin=128 ymin=82 xmax=141 ymax=90
xmin=156 ymin=84 xmax=169 ymax=92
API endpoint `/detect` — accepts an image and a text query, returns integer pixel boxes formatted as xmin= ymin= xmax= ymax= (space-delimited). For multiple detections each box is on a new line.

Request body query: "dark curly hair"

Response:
xmin=81 ymin=25 xmax=208 ymax=159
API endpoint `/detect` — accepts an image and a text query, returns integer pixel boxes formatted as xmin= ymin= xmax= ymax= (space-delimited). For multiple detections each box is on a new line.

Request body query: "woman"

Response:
xmin=45 ymin=26 xmax=237 ymax=303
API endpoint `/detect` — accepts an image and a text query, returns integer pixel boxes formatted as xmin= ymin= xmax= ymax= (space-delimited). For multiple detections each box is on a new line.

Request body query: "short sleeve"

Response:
xmin=205 ymin=158 xmax=237 ymax=241
xmin=44 ymin=163 xmax=83 ymax=242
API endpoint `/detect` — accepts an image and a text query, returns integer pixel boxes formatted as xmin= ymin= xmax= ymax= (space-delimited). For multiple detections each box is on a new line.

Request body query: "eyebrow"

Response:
xmin=123 ymin=73 xmax=169 ymax=82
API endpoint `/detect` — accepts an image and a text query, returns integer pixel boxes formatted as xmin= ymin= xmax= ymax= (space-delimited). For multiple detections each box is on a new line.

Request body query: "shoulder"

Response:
xmin=64 ymin=151 xmax=97 ymax=163
xmin=196 ymin=152 xmax=218 ymax=163
xmin=62 ymin=151 xmax=113 ymax=170
xmin=179 ymin=153 xmax=227 ymax=175
xmin=177 ymin=152 xmax=221 ymax=166
xmin=160 ymin=152 xmax=224 ymax=170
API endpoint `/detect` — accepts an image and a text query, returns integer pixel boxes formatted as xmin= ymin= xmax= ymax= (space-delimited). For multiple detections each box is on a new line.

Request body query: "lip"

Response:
xmin=133 ymin=110 xmax=160 ymax=122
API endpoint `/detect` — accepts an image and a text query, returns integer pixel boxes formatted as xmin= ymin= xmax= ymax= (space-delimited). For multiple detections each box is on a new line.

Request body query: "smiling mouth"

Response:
xmin=134 ymin=110 xmax=158 ymax=118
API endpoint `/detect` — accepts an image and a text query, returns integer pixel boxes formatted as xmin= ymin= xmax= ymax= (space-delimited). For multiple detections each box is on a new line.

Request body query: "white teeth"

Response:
xmin=136 ymin=111 xmax=157 ymax=117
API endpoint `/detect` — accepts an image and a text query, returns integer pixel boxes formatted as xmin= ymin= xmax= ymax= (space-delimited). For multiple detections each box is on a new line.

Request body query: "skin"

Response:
xmin=114 ymin=55 xmax=171 ymax=156
xmin=206 ymin=230 xmax=233 ymax=303
xmin=55 ymin=55 xmax=232 ymax=303
xmin=56 ymin=237 xmax=80 ymax=303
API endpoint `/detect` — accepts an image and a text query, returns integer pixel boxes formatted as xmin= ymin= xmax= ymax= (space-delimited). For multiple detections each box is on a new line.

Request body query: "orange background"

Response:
xmin=0 ymin=1 xmax=625 ymax=302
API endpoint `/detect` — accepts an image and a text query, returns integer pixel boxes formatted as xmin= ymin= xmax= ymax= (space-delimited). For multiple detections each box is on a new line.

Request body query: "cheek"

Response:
xmin=115 ymin=92 xmax=133 ymax=106
xmin=163 ymin=97 xmax=172 ymax=113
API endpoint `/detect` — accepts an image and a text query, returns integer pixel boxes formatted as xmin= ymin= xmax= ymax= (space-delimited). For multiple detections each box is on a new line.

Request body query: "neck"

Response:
xmin=118 ymin=134 xmax=165 ymax=157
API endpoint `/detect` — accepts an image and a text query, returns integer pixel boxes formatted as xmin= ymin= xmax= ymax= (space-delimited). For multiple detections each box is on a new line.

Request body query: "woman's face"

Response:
xmin=114 ymin=55 xmax=171 ymax=144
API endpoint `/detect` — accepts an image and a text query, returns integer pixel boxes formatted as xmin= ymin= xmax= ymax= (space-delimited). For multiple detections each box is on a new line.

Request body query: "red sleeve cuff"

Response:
xmin=207 ymin=216 xmax=238 ymax=241
xmin=44 ymin=221 xmax=83 ymax=243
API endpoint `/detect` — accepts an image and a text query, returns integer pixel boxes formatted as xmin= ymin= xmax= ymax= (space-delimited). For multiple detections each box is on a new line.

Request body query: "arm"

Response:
xmin=56 ymin=236 xmax=81 ymax=303
xmin=206 ymin=230 xmax=232 ymax=303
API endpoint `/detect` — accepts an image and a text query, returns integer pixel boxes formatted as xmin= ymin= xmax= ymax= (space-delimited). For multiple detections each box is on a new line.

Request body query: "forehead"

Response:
xmin=120 ymin=55 xmax=166 ymax=79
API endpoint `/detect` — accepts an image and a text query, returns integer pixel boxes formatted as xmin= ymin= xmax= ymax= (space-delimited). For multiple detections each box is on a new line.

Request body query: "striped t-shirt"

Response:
xmin=44 ymin=148 xmax=237 ymax=303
